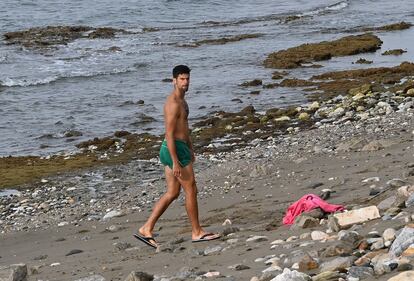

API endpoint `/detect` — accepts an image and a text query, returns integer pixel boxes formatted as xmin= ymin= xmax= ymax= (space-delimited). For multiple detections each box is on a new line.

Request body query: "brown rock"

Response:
xmin=382 ymin=49 xmax=407 ymax=56
xmin=298 ymin=254 xmax=319 ymax=272
xmin=320 ymin=242 xmax=354 ymax=258
xmin=264 ymin=33 xmax=382 ymax=69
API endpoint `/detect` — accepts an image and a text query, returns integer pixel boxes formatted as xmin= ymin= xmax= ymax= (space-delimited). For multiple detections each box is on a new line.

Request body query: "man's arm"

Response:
xmin=164 ymin=101 xmax=182 ymax=177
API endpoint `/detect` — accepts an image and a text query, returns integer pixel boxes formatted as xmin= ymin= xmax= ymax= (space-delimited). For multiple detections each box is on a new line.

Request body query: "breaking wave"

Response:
xmin=299 ymin=1 xmax=349 ymax=17
xmin=0 ymin=66 xmax=139 ymax=88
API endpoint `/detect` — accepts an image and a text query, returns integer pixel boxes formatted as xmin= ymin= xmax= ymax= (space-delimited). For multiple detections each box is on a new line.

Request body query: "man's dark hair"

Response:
xmin=172 ymin=65 xmax=191 ymax=78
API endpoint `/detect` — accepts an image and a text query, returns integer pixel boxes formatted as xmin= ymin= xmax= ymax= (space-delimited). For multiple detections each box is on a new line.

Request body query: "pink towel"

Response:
xmin=283 ymin=193 xmax=345 ymax=225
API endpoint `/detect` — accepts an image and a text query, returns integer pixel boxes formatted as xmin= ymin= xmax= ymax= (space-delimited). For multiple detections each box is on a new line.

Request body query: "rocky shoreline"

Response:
xmin=1 ymin=22 xmax=414 ymax=281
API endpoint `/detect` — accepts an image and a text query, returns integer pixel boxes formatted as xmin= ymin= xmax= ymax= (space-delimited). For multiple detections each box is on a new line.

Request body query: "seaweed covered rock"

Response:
xmin=4 ymin=25 xmax=130 ymax=48
xmin=264 ymin=34 xmax=382 ymax=69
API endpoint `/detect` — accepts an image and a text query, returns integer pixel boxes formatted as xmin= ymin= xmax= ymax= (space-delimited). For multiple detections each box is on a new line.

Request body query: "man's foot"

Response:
xmin=133 ymin=232 xmax=158 ymax=248
xmin=192 ymin=232 xmax=221 ymax=243
xmin=134 ymin=227 xmax=157 ymax=248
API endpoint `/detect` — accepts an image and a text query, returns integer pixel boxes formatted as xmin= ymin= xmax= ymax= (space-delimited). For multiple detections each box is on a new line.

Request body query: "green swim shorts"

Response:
xmin=159 ymin=139 xmax=192 ymax=169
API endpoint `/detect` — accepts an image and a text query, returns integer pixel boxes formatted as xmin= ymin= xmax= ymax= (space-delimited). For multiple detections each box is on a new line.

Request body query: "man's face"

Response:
xmin=174 ymin=73 xmax=190 ymax=92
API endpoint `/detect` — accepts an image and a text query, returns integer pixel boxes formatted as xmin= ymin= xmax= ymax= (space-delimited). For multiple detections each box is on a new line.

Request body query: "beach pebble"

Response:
xmin=271 ymin=268 xmax=311 ymax=281
xmin=389 ymin=225 xmax=414 ymax=257
xmin=228 ymin=264 xmax=250 ymax=270
xmin=286 ymin=236 xmax=298 ymax=242
xmin=348 ymin=266 xmax=374 ymax=280
xmin=312 ymin=271 xmax=346 ymax=281
xmin=203 ymin=271 xmax=220 ymax=278
xmin=65 ymin=249 xmax=84 ymax=256
xmin=124 ymin=271 xmax=153 ymax=281
xmin=246 ymin=236 xmax=268 ymax=243
xmin=320 ymin=256 xmax=356 ymax=272
xmin=387 ymin=179 xmax=407 ymax=188
xmin=311 ymin=231 xmax=329 ymax=241
xmin=383 ymin=228 xmax=397 ymax=242
xmin=262 ymin=265 xmax=282 ymax=273
xmin=271 ymin=239 xmax=284 ymax=245
xmin=103 ymin=210 xmax=126 ymax=220
xmin=203 ymin=245 xmax=222 ymax=256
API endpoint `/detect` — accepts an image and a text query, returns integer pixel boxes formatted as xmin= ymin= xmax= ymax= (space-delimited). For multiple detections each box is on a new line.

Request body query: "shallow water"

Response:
xmin=1 ymin=0 xmax=414 ymax=156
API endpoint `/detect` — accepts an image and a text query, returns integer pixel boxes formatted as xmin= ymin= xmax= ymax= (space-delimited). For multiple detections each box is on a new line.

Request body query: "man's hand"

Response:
xmin=172 ymin=162 xmax=182 ymax=178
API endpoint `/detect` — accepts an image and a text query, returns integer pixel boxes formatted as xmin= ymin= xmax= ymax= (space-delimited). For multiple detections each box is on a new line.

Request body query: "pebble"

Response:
xmin=311 ymin=230 xmax=329 ymax=241
xmin=246 ymin=236 xmax=268 ymax=243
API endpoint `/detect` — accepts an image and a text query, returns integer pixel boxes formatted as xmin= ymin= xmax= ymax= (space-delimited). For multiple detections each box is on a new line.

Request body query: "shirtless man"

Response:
xmin=134 ymin=65 xmax=220 ymax=248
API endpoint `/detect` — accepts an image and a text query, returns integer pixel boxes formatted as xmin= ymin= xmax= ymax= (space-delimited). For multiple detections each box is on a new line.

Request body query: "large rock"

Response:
xmin=378 ymin=196 xmax=397 ymax=211
xmin=270 ymin=268 xmax=311 ymax=281
xmin=338 ymin=230 xmax=362 ymax=247
xmin=333 ymin=206 xmax=380 ymax=228
xmin=389 ymin=224 xmax=414 ymax=257
xmin=348 ymin=266 xmax=374 ymax=280
xmin=0 ymin=264 xmax=27 ymax=281
xmin=387 ymin=271 xmax=414 ymax=281
xmin=371 ymin=253 xmax=398 ymax=275
xmin=293 ymin=215 xmax=320 ymax=229
xmin=311 ymin=271 xmax=346 ymax=281
xmin=124 ymin=271 xmax=153 ymax=281
xmin=319 ymin=256 xmax=356 ymax=272
xmin=320 ymin=241 xmax=354 ymax=258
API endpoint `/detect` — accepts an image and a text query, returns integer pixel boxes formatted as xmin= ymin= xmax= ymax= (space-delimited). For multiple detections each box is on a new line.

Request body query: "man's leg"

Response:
xmin=177 ymin=163 xmax=220 ymax=240
xmin=139 ymin=166 xmax=181 ymax=240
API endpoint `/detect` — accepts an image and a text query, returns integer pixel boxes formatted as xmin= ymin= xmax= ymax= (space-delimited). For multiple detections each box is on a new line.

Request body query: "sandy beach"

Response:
xmin=1 ymin=103 xmax=414 ymax=280
xmin=2 ymin=2 xmax=414 ymax=280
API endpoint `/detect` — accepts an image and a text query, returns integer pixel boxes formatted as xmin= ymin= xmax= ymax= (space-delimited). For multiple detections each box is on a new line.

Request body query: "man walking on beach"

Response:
xmin=134 ymin=65 xmax=220 ymax=248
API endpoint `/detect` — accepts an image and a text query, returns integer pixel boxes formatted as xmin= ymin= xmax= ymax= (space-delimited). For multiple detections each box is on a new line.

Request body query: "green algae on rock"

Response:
xmin=364 ymin=21 xmax=412 ymax=32
xmin=382 ymin=49 xmax=407 ymax=56
xmin=263 ymin=34 xmax=382 ymax=69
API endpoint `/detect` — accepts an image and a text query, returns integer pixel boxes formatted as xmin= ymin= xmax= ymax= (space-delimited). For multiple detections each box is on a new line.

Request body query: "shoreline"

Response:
xmin=1 ymin=102 xmax=414 ymax=280
xmin=2 ymin=22 xmax=414 ymax=280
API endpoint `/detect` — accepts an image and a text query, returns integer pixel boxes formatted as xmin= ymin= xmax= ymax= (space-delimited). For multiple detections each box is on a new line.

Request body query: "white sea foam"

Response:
xmin=0 ymin=67 xmax=138 ymax=87
xmin=299 ymin=1 xmax=349 ymax=17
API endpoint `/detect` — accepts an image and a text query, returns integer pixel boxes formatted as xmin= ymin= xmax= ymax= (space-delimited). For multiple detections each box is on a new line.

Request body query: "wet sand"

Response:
xmin=1 ymin=108 xmax=413 ymax=280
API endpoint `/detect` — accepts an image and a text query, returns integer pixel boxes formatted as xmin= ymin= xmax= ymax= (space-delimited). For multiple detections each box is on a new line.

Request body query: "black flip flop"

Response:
xmin=133 ymin=233 xmax=158 ymax=248
xmin=192 ymin=233 xmax=221 ymax=243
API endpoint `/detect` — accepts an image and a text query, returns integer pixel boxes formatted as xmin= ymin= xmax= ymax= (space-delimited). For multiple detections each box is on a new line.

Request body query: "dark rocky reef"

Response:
xmin=4 ymin=25 xmax=131 ymax=48
xmin=178 ymin=33 xmax=263 ymax=48
xmin=362 ymin=21 xmax=412 ymax=32
xmin=263 ymin=34 xmax=382 ymax=69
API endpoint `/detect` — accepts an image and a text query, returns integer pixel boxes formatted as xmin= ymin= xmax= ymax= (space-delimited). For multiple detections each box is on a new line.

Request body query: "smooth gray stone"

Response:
xmin=389 ymin=225 xmax=414 ymax=257
xmin=348 ymin=266 xmax=374 ymax=279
